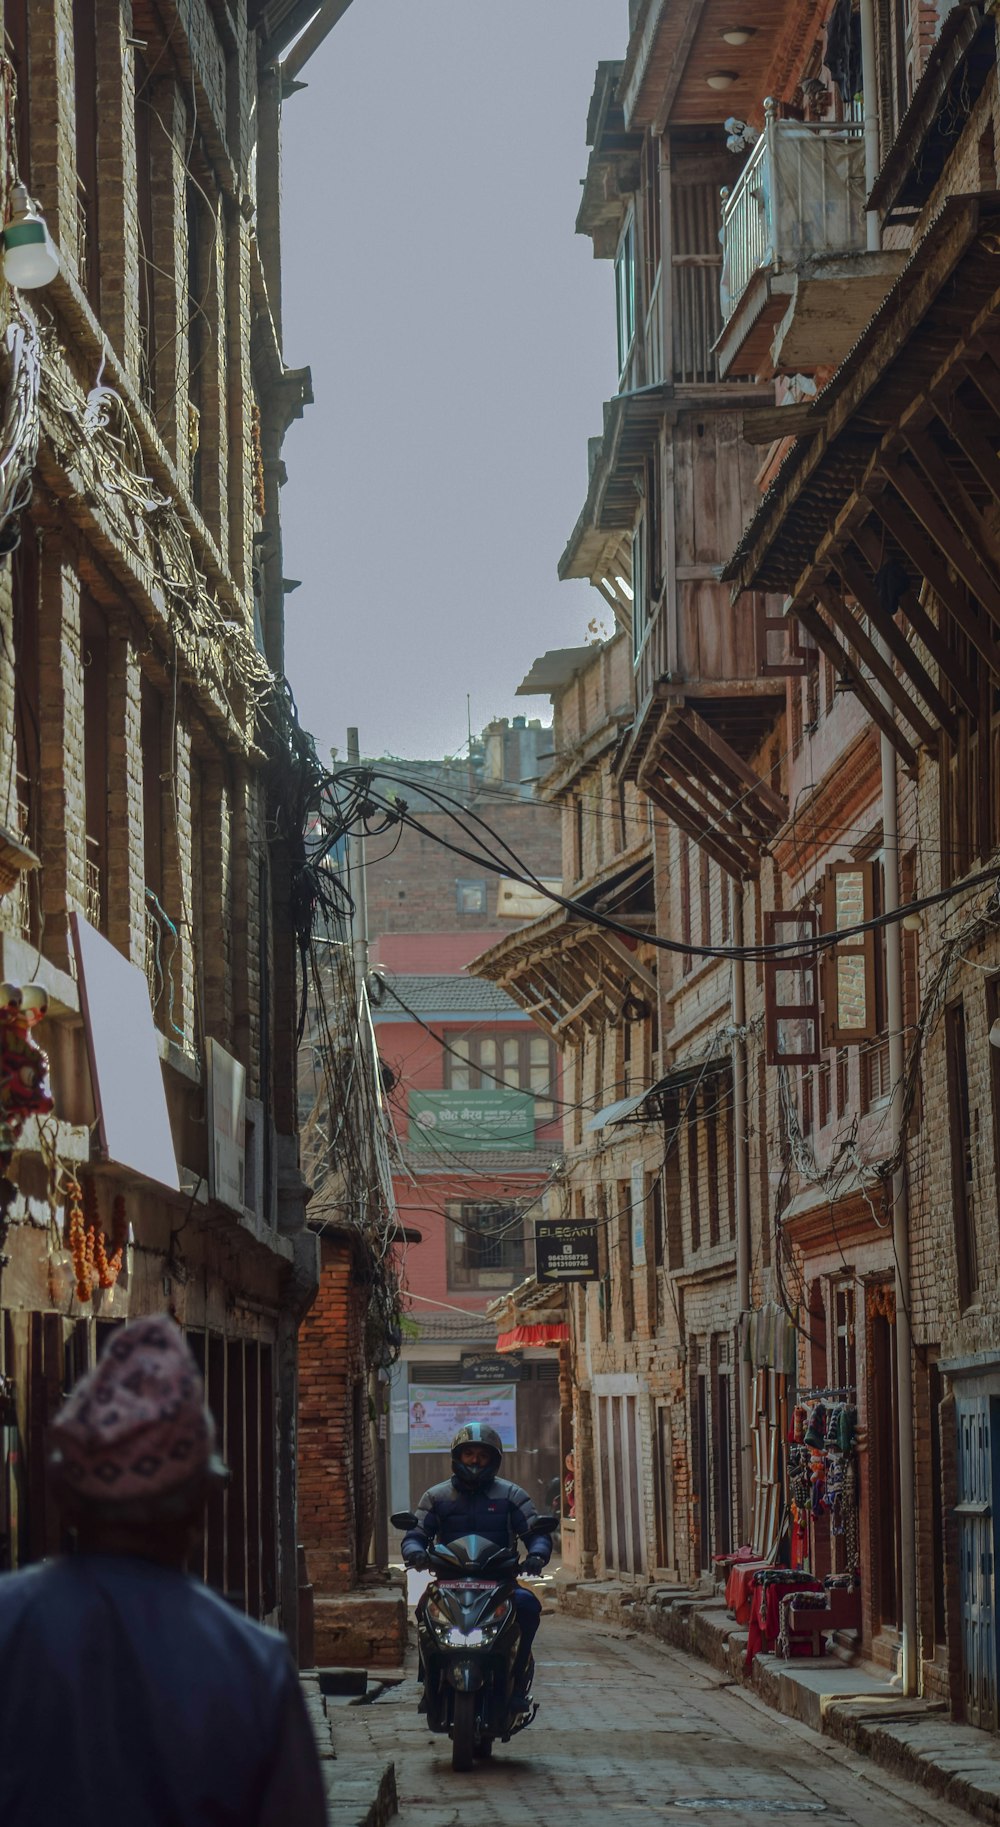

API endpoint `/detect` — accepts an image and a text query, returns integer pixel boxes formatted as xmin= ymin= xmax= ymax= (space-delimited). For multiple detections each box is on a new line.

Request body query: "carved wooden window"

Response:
xmin=763 ymin=909 xmax=821 ymax=1065
xmin=819 ymin=861 xmax=878 ymax=1048
xmin=756 ymin=598 xmax=817 ymax=677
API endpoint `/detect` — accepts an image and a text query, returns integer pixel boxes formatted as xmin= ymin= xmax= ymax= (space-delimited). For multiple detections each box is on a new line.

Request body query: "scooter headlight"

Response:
xmin=445 ymin=1626 xmax=486 ymax=1647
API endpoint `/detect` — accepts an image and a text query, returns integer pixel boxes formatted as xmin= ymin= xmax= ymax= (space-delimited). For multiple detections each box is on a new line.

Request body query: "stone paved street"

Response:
xmin=332 ymin=1611 xmax=978 ymax=1827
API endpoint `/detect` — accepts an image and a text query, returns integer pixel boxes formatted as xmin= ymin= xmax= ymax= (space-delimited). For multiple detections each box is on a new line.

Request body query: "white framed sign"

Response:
xmin=205 ymin=1038 xmax=246 ymax=1212
xmin=631 ymin=1160 xmax=647 ymax=1267
xmin=71 ymin=914 xmax=179 ymax=1192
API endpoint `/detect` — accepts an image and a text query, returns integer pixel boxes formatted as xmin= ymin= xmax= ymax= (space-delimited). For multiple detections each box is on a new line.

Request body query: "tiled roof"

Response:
xmin=374 ymin=973 xmax=524 ymax=1019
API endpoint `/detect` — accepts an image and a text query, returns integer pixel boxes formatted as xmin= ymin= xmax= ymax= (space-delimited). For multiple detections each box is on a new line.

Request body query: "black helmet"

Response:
xmin=450 ymin=1422 xmax=503 ymax=1492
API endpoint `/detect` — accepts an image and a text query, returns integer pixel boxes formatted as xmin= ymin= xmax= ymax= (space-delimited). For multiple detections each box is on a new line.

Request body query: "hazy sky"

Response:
xmin=279 ymin=1 xmax=619 ymax=763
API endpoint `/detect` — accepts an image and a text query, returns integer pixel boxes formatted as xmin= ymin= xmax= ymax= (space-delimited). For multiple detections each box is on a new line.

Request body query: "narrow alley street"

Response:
xmin=333 ymin=1611 xmax=974 ymax=1827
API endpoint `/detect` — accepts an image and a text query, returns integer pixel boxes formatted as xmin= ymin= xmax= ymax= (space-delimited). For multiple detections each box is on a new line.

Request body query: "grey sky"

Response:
xmin=279 ymin=1 xmax=619 ymax=762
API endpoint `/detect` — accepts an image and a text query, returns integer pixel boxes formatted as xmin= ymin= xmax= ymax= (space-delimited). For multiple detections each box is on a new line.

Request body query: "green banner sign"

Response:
xmin=408 ymin=1088 xmax=536 ymax=1152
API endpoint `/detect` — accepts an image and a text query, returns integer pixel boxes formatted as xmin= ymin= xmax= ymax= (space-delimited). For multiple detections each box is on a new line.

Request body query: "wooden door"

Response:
xmin=956 ymin=1395 xmax=999 ymax=1730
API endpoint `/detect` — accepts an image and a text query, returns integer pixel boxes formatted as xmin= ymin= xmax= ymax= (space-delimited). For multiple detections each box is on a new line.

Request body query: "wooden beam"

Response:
xmin=553 ymin=986 xmax=602 ymax=1035
xmin=818 ymin=568 xmax=939 ymax=750
xmin=595 ymin=931 xmax=658 ymax=1000
xmin=852 ymin=514 xmax=979 ymax=715
xmin=682 ymin=708 xmax=787 ymax=823
xmin=834 ymin=546 xmax=957 ymax=737
xmin=639 ymin=770 xmax=753 ymax=878
xmin=890 ymin=447 xmax=1000 ymax=626
xmin=666 ymin=721 xmax=780 ymax=843
xmin=939 ymin=380 xmax=1000 ymax=504
xmin=875 ymin=480 xmax=1000 ymax=679
xmin=651 ymin=727 xmax=774 ymax=846
xmin=801 ymin=591 xmax=919 ymax=769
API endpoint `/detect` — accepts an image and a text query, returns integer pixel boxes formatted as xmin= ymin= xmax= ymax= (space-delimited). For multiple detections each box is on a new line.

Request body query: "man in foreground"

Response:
xmin=0 ymin=1313 xmax=327 ymax=1827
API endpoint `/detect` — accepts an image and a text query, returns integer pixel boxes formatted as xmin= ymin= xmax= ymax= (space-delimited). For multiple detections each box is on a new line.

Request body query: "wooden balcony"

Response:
xmin=716 ymin=107 xmax=902 ymax=380
xmin=621 ymin=590 xmax=786 ymax=878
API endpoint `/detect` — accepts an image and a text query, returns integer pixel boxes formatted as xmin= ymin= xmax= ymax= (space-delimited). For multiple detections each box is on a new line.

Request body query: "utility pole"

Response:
xmin=346 ymin=728 xmax=389 ymax=1572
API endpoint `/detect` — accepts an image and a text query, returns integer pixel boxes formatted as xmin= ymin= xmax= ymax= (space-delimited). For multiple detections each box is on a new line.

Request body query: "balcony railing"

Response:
xmin=720 ymin=104 xmax=866 ymax=325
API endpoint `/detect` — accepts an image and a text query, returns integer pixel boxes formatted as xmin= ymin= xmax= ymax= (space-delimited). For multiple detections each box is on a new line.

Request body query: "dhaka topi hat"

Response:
xmin=48 ymin=1313 xmax=222 ymax=1505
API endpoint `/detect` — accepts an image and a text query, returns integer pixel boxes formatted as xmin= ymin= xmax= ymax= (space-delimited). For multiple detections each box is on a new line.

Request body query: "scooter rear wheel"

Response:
xmin=451 ymin=1691 xmax=476 ymax=1772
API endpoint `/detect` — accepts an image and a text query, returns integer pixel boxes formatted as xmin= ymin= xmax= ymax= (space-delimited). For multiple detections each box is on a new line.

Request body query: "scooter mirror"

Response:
xmin=390 ymin=1511 xmax=419 ymax=1530
xmin=532 ymin=1515 xmax=559 ymax=1532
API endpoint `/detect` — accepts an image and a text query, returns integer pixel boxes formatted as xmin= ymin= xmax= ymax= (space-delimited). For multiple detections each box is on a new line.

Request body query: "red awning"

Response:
xmin=496 ymin=1323 xmax=569 ymax=1351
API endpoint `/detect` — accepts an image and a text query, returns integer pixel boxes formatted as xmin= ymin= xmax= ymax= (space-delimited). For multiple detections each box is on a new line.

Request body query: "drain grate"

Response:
xmin=669 ymin=1802 xmax=827 ymax=1815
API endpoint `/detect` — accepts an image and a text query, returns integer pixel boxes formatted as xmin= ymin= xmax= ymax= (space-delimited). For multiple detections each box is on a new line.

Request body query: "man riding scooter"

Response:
xmin=401 ymin=1422 xmax=552 ymax=1712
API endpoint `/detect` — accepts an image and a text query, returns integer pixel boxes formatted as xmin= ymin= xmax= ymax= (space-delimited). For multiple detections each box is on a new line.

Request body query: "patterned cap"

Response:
xmin=49 ymin=1314 xmax=218 ymax=1505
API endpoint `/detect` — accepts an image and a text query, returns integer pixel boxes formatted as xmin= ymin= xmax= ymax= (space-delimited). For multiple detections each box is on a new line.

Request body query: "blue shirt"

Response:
xmin=0 ymin=1553 xmax=328 ymax=1827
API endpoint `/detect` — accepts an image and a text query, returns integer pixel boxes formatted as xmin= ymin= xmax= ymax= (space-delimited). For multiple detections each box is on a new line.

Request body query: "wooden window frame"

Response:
xmin=446 ymin=1199 xmax=526 ymax=1290
xmin=443 ymin=1031 xmax=558 ymax=1121
xmin=763 ymin=908 xmax=821 ymax=1066
xmin=819 ymin=861 xmax=878 ymax=1048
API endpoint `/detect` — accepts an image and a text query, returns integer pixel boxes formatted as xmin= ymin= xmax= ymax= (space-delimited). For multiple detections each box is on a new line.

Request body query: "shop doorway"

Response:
xmin=653 ymin=1403 xmax=676 ymax=1574
xmin=595 ymin=1390 xmax=645 ymax=1575
xmin=870 ymin=1300 xmax=902 ymax=1633
xmin=956 ymin=1394 xmax=999 ymax=1730
xmin=694 ymin=1366 xmax=711 ymax=1574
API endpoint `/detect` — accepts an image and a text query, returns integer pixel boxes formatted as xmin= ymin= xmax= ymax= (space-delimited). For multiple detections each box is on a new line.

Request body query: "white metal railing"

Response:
xmin=720 ymin=101 xmax=866 ymax=324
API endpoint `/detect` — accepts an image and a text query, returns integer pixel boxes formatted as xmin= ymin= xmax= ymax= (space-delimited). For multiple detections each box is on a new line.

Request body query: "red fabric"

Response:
xmin=495 ymin=1324 xmax=569 ymax=1351
xmin=744 ymin=1576 xmax=822 ymax=1671
xmin=726 ymin=1560 xmax=767 ymax=1626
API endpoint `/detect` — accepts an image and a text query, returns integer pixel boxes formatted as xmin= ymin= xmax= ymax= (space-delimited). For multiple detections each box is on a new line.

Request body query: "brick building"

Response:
xmin=475 ymin=0 xmax=1000 ymax=1741
xmin=343 ymin=722 xmax=567 ymax=1537
xmin=0 ymin=0 xmax=338 ymax=1647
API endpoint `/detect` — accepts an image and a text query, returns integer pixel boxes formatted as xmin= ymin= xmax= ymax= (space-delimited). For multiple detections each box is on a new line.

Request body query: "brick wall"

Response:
xmin=298 ymin=1235 xmax=375 ymax=1594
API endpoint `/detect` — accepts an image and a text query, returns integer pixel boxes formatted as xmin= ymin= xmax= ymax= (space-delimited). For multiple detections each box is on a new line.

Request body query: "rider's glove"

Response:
xmin=522 ymin=1553 xmax=545 ymax=1576
xmin=404 ymin=1549 xmax=430 ymax=1571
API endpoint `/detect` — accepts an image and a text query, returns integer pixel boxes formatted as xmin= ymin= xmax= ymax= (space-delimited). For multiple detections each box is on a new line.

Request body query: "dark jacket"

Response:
xmin=403 ymin=1474 xmax=553 ymax=1563
xmin=0 ymin=1553 xmax=327 ymax=1827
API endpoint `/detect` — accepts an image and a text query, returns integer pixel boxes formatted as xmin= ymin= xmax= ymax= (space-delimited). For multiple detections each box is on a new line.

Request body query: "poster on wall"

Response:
xmin=631 ymin=1161 xmax=647 ymax=1267
xmin=407 ymin=1383 xmax=518 ymax=1453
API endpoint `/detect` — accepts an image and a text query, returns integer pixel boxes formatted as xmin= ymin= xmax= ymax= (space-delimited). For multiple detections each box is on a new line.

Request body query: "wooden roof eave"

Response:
xmin=724 ymin=194 xmax=991 ymax=597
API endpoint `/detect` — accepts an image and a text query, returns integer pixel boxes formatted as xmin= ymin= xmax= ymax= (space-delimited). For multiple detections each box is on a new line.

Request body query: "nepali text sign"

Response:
xmin=461 ymin=1351 xmax=523 ymax=1383
xmin=408 ymin=1089 xmax=535 ymax=1152
xmin=407 ymin=1384 xmax=517 ymax=1454
xmin=535 ymin=1220 xmax=600 ymax=1284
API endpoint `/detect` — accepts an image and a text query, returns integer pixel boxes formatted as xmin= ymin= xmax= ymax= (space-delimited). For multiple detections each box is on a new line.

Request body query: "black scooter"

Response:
xmin=392 ymin=1509 xmax=556 ymax=1772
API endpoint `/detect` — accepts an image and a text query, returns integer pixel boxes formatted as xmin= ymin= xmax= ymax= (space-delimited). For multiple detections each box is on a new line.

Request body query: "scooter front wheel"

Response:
xmin=451 ymin=1690 xmax=476 ymax=1772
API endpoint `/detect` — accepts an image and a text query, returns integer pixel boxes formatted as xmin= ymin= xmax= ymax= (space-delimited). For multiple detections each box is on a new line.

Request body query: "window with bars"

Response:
xmin=446 ymin=1201 xmax=526 ymax=1288
xmin=444 ymin=1031 xmax=557 ymax=1122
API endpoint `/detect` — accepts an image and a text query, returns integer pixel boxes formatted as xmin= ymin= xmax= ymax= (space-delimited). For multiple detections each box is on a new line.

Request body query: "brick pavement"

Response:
xmin=328 ymin=1611 xmax=980 ymax=1827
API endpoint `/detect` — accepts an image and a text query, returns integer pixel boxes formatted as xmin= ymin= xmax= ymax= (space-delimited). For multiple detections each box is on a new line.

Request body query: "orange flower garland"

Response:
xmin=65 ymin=1176 xmax=126 ymax=1301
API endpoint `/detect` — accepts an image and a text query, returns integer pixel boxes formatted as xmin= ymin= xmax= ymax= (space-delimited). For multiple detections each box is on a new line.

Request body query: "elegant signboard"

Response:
xmin=407 ymin=1383 xmax=518 ymax=1453
xmin=535 ymin=1219 xmax=600 ymax=1284
xmin=205 ymin=1038 xmax=246 ymax=1213
xmin=408 ymin=1089 xmax=535 ymax=1152
xmin=460 ymin=1351 xmax=523 ymax=1384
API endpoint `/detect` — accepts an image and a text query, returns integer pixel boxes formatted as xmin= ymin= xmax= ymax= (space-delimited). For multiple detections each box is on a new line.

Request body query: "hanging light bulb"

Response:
xmin=3 ymin=184 xmax=59 ymax=290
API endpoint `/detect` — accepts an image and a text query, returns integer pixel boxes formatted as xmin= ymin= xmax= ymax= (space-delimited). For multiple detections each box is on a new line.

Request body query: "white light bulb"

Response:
xmin=3 ymin=185 xmax=60 ymax=290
